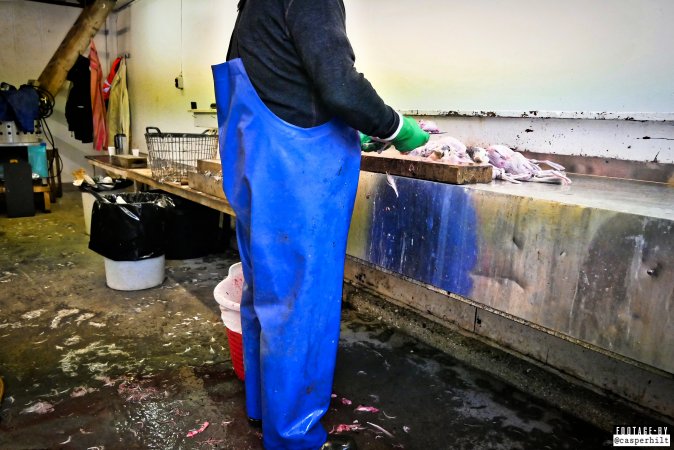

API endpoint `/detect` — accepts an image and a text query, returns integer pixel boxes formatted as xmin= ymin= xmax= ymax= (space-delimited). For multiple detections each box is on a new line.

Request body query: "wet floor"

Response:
xmin=0 ymin=190 xmax=619 ymax=449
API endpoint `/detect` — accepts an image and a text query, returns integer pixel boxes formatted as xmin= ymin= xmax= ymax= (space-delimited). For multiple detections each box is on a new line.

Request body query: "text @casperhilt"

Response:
xmin=613 ymin=426 xmax=669 ymax=447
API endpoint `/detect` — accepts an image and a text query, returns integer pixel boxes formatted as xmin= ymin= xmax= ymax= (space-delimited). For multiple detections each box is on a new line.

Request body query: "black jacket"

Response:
xmin=227 ymin=0 xmax=399 ymax=138
xmin=65 ymin=55 xmax=94 ymax=144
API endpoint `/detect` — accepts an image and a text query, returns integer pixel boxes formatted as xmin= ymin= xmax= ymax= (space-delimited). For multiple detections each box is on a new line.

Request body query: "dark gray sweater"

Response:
xmin=227 ymin=0 xmax=400 ymax=138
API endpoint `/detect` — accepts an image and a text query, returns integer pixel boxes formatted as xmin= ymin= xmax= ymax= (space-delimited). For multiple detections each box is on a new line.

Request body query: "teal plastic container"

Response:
xmin=27 ymin=143 xmax=48 ymax=178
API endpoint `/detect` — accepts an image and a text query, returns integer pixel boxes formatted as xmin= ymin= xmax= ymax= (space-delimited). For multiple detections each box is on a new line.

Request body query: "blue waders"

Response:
xmin=213 ymin=59 xmax=361 ymax=449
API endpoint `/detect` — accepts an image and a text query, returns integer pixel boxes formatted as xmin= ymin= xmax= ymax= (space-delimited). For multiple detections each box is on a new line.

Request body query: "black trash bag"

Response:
xmin=150 ymin=191 xmax=227 ymax=260
xmin=100 ymin=178 xmax=134 ymax=191
xmin=79 ymin=178 xmax=134 ymax=194
xmin=89 ymin=192 xmax=175 ymax=261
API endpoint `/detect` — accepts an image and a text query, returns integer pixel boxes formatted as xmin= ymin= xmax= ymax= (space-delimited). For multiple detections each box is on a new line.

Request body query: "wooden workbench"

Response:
xmin=86 ymin=155 xmax=234 ymax=216
xmin=86 ymin=149 xmax=492 ymax=217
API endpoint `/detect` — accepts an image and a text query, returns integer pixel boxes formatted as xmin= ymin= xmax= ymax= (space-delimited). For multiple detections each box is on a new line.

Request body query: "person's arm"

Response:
xmin=284 ymin=0 xmax=398 ymax=139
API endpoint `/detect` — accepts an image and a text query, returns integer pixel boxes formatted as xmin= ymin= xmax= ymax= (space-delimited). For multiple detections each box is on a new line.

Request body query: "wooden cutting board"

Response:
xmin=192 ymin=156 xmax=491 ymax=185
xmin=111 ymin=154 xmax=148 ymax=169
xmin=360 ymin=152 xmax=492 ymax=185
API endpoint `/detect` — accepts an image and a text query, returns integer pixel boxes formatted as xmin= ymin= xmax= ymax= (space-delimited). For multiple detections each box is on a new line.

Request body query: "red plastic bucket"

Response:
xmin=214 ymin=263 xmax=245 ymax=381
xmin=226 ymin=328 xmax=245 ymax=381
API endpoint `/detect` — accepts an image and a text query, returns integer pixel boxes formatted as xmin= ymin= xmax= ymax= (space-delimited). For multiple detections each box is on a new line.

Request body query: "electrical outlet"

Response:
xmin=174 ymin=74 xmax=184 ymax=90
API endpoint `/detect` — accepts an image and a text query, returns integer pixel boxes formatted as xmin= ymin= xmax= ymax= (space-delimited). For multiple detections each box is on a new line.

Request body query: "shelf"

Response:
xmin=0 ymin=142 xmax=42 ymax=147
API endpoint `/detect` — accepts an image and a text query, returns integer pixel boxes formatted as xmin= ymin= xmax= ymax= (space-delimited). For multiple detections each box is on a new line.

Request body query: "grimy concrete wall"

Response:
xmin=2 ymin=0 xmax=673 ymax=173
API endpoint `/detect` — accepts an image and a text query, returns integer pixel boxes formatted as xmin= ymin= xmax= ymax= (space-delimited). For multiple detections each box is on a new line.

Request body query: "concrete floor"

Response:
xmin=0 ymin=190 xmax=628 ymax=449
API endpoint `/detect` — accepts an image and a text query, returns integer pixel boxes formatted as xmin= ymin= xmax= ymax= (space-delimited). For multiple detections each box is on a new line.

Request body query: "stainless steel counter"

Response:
xmin=471 ymin=175 xmax=674 ymax=221
xmin=347 ymin=172 xmax=674 ymax=375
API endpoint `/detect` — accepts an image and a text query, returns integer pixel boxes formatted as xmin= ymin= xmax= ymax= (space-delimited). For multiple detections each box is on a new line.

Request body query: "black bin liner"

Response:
xmin=153 ymin=191 xmax=227 ymax=260
xmin=80 ymin=178 xmax=134 ymax=193
xmin=89 ymin=192 xmax=175 ymax=261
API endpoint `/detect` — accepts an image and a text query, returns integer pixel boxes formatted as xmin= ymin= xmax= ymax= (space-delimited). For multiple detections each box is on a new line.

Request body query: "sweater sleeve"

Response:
xmin=284 ymin=0 xmax=399 ymax=139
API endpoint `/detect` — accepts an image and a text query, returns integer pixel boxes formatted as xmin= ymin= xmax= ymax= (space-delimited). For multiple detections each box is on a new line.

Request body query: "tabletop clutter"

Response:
xmin=363 ymin=119 xmax=571 ymax=186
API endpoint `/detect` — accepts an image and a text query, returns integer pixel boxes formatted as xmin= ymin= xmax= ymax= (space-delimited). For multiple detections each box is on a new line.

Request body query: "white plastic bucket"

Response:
xmin=104 ymin=255 xmax=165 ymax=291
xmin=82 ymin=186 xmax=134 ymax=235
xmin=213 ymin=262 xmax=243 ymax=333
xmin=82 ymin=191 xmax=96 ymax=235
xmin=214 ymin=262 xmax=245 ymax=380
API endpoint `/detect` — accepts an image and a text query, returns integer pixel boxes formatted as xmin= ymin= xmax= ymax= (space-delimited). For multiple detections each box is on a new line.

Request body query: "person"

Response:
xmin=212 ymin=1 xmax=429 ymax=448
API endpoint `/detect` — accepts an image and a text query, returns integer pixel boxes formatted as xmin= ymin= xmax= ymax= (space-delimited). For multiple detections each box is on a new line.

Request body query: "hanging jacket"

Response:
xmin=65 ymin=55 xmax=94 ymax=143
xmin=106 ymin=58 xmax=130 ymax=148
xmin=89 ymin=40 xmax=108 ymax=151
xmin=103 ymin=56 xmax=122 ymax=103
xmin=0 ymin=84 xmax=10 ymax=121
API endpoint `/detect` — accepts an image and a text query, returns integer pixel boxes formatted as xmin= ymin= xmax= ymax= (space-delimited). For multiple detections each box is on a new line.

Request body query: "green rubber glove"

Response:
xmin=360 ymin=132 xmax=389 ymax=153
xmin=392 ymin=116 xmax=430 ymax=152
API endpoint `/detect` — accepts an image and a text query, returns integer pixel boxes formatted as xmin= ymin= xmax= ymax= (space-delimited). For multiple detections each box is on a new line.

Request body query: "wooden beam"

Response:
xmin=37 ymin=0 xmax=117 ymax=96
xmin=26 ymin=1 xmax=86 ymax=8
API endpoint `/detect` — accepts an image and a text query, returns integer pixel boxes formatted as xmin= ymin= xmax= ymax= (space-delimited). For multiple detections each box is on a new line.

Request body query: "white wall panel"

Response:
xmin=345 ymin=0 xmax=674 ymax=114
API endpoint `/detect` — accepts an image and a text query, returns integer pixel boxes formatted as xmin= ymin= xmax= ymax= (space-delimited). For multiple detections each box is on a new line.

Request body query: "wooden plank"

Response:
xmin=197 ymin=159 xmax=222 ymax=173
xmin=33 ymin=185 xmax=51 ymax=212
xmin=360 ymin=152 xmax=492 ymax=185
xmin=111 ymin=154 xmax=147 ymax=168
xmin=85 ymin=156 xmax=234 ymax=216
xmin=131 ymin=168 xmax=153 ymax=178
xmin=187 ymin=171 xmax=226 ymax=199
xmin=86 ymin=156 xmax=129 ymax=179
xmin=128 ymin=169 xmax=235 ymax=216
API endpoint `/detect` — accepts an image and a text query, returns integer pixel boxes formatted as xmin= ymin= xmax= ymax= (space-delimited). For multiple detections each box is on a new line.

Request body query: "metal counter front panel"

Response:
xmin=347 ymin=172 xmax=674 ymax=374
xmin=348 ymin=173 xmax=478 ymax=297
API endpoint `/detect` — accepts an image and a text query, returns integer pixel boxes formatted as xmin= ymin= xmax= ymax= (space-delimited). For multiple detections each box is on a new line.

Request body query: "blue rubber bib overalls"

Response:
xmin=212 ymin=59 xmax=361 ymax=449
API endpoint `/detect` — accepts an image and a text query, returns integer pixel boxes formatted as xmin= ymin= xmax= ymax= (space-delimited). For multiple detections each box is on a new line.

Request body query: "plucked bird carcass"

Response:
xmin=486 ymin=145 xmax=571 ymax=184
xmin=409 ymin=136 xmax=474 ymax=164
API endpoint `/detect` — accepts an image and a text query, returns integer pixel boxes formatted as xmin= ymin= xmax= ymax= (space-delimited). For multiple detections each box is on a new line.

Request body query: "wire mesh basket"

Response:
xmin=144 ymin=127 xmax=218 ymax=183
